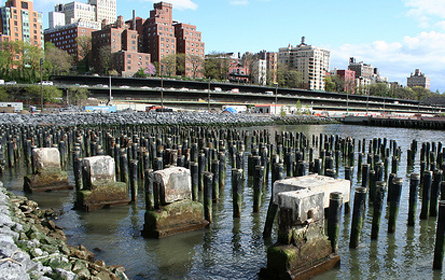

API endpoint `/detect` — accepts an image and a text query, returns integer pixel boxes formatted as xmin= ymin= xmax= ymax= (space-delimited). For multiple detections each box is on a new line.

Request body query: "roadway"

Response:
xmin=52 ymin=75 xmax=444 ymax=115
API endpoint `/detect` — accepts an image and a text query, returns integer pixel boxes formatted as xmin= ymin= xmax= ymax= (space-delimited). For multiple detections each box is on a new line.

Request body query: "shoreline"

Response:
xmin=0 ymin=112 xmax=337 ymax=127
xmin=0 ymin=181 xmax=128 ymax=280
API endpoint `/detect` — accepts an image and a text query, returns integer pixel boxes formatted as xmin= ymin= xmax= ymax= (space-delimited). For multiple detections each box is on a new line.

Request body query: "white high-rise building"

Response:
xmin=88 ymin=0 xmax=116 ymax=24
xmin=48 ymin=11 xmax=65 ymax=28
xmin=278 ymin=37 xmax=330 ymax=91
xmin=48 ymin=0 xmax=116 ymax=28
xmin=407 ymin=69 xmax=430 ymax=90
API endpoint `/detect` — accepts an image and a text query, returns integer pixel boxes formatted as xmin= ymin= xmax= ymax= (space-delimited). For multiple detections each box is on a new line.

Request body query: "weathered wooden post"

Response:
xmin=253 ymin=165 xmax=265 ymax=213
xmin=144 ymin=169 xmax=154 ymax=210
xmin=420 ymin=170 xmax=433 ymax=220
xmin=130 ymin=159 xmax=138 ymax=202
xmin=328 ymin=192 xmax=343 ymax=253
xmin=190 ymin=162 xmax=199 ymax=201
xmin=371 ymin=181 xmax=386 ymax=240
xmin=232 ymin=168 xmax=243 ymax=218
xmin=388 ymin=177 xmax=403 ymax=233
xmin=433 ymin=200 xmax=445 ymax=270
xmin=349 ymin=187 xmax=367 ymax=248
xmin=203 ymin=171 xmax=213 ymax=223
xmin=430 ymin=169 xmax=443 ymax=217
xmin=408 ymin=173 xmax=420 ymax=226
xmin=211 ymin=159 xmax=220 ymax=203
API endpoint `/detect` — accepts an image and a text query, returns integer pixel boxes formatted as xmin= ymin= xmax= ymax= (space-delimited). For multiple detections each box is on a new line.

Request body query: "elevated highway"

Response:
xmin=52 ymin=75 xmax=444 ymax=115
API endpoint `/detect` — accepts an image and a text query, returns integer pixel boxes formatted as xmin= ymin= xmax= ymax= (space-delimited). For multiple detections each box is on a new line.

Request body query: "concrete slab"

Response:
xmin=277 ymin=189 xmax=324 ymax=224
xmin=273 ymin=174 xmax=350 ymax=208
xmin=32 ymin=148 xmax=61 ymax=172
xmin=154 ymin=167 xmax=191 ymax=205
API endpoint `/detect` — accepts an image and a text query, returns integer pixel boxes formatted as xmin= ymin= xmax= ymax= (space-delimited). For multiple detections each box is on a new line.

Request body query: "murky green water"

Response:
xmin=2 ymin=124 xmax=445 ymax=280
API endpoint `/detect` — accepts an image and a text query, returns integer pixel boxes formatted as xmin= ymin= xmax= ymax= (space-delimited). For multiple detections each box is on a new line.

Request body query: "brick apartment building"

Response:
xmin=92 ymin=16 xmax=150 ymax=76
xmin=44 ymin=20 xmax=99 ymax=59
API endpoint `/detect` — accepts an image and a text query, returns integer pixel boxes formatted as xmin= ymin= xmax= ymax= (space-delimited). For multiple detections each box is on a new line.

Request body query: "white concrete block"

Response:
xmin=82 ymin=155 xmax=116 ymax=184
xmin=272 ymin=174 xmax=350 ymax=208
xmin=277 ymin=189 xmax=324 ymax=224
xmin=154 ymin=166 xmax=191 ymax=204
xmin=32 ymin=148 xmax=61 ymax=172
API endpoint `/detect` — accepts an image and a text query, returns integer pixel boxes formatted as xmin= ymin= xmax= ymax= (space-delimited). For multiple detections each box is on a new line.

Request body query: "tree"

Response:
xmin=97 ymin=45 xmax=112 ymax=75
xmin=277 ymin=63 xmax=303 ymax=88
xmin=24 ymin=85 xmax=63 ymax=106
xmin=0 ymin=87 xmax=9 ymax=101
xmin=411 ymin=86 xmax=432 ymax=100
xmin=242 ymin=52 xmax=257 ymax=84
xmin=76 ymin=36 xmax=92 ymax=73
xmin=324 ymin=76 xmax=336 ymax=92
xmin=204 ymin=52 xmax=230 ymax=81
xmin=160 ymin=54 xmax=176 ymax=76
xmin=67 ymin=87 xmax=89 ymax=106
xmin=44 ymin=42 xmax=72 ymax=75
xmin=175 ymin=53 xmax=186 ymax=76
xmin=188 ymin=54 xmax=203 ymax=79
xmin=369 ymin=83 xmax=390 ymax=97
xmin=144 ymin=63 xmax=156 ymax=76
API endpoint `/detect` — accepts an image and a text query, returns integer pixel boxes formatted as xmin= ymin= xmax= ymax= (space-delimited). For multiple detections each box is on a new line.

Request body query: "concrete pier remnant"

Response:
xmin=143 ymin=166 xmax=208 ymax=238
xmin=24 ymin=147 xmax=71 ymax=193
xmin=76 ymin=155 xmax=130 ymax=211
xmin=260 ymin=188 xmax=340 ymax=279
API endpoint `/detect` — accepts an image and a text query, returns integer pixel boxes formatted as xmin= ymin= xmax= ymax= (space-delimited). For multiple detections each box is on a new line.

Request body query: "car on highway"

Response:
xmin=141 ymin=86 xmax=151 ymax=89
xmin=119 ymin=85 xmax=130 ymax=88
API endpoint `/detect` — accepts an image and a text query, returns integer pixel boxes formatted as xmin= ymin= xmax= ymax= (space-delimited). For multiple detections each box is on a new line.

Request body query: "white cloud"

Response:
xmin=229 ymin=0 xmax=249 ymax=6
xmin=330 ymin=31 xmax=445 ymax=91
xmin=403 ymin=0 xmax=445 ymax=28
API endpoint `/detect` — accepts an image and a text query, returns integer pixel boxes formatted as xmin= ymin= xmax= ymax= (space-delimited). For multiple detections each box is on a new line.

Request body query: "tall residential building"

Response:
xmin=266 ymin=51 xmax=277 ymax=84
xmin=278 ymin=37 xmax=330 ymax=91
xmin=407 ymin=69 xmax=430 ymax=90
xmin=253 ymin=50 xmax=267 ymax=86
xmin=128 ymin=2 xmax=205 ymax=76
xmin=334 ymin=69 xmax=356 ymax=93
xmin=88 ymin=0 xmax=116 ymax=24
xmin=348 ymin=57 xmax=374 ymax=81
xmin=48 ymin=0 xmax=116 ymax=29
xmin=91 ymin=16 xmax=150 ymax=76
xmin=0 ymin=0 xmax=43 ymax=47
xmin=174 ymin=22 xmax=205 ymax=78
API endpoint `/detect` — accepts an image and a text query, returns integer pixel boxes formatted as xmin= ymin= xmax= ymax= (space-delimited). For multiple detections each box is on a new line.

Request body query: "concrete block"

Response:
xmin=277 ymin=189 xmax=324 ymax=224
xmin=82 ymin=156 xmax=116 ymax=185
xmin=272 ymin=174 xmax=350 ymax=208
xmin=154 ymin=167 xmax=191 ymax=205
xmin=32 ymin=148 xmax=61 ymax=172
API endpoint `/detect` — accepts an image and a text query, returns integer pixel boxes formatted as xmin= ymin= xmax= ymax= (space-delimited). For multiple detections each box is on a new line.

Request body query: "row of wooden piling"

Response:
xmin=1 ymin=123 xmax=445 ymax=269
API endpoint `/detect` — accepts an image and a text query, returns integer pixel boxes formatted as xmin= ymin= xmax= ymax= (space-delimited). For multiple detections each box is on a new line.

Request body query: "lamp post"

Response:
xmin=40 ymin=58 xmax=43 ymax=111
xmin=160 ymin=69 xmax=164 ymax=110
xmin=274 ymin=83 xmax=278 ymax=115
xmin=346 ymin=91 xmax=349 ymax=115
xmin=207 ymin=77 xmax=210 ymax=113
xmin=108 ymin=75 xmax=112 ymax=105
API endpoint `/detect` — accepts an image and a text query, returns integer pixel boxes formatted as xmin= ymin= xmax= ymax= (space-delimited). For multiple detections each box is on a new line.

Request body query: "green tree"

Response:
xmin=24 ymin=85 xmax=63 ymax=105
xmin=369 ymin=83 xmax=390 ymax=97
xmin=391 ymin=87 xmax=416 ymax=100
xmin=277 ymin=63 xmax=303 ymax=88
xmin=204 ymin=52 xmax=230 ymax=81
xmin=175 ymin=53 xmax=186 ymax=76
xmin=44 ymin=42 xmax=72 ymax=75
xmin=324 ymin=76 xmax=336 ymax=92
xmin=160 ymin=54 xmax=176 ymax=76
xmin=411 ymin=86 xmax=432 ymax=100
xmin=67 ymin=87 xmax=89 ymax=106
xmin=0 ymin=87 xmax=9 ymax=101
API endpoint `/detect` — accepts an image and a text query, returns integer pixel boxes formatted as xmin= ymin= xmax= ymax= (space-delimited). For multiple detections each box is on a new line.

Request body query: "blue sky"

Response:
xmin=35 ymin=0 xmax=445 ymax=92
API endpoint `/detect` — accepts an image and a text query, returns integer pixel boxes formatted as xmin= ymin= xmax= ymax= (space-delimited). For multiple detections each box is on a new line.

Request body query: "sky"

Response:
xmin=34 ymin=0 xmax=445 ymax=92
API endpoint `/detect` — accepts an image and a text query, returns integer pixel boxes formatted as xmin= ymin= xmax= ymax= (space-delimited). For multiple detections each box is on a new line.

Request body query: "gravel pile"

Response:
xmin=0 ymin=112 xmax=334 ymax=127
xmin=0 ymin=182 xmax=128 ymax=280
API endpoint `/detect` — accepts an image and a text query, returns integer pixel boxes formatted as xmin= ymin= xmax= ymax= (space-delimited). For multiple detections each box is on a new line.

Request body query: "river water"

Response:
xmin=2 ymin=123 xmax=445 ymax=280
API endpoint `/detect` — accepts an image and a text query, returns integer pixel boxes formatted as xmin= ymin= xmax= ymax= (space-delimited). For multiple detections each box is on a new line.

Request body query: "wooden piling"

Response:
xmin=144 ymin=169 xmax=154 ymax=210
xmin=130 ymin=159 xmax=138 ymax=202
xmin=430 ymin=169 xmax=443 ymax=217
xmin=371 ymin=181 xmax=386 ymax=240
xmin=232 ymin=168 xmax=243 ymax=218
xmin=433 ymin=200 xmax=445 ymax=270
xmin=253 ymin=165 xmax=265 ymax=213
xmin=203 ymin=172 xmax=213 ymax=223
xmin=388 ymin=177 xmax=403 ymax=234
xmin=420 ymin=170 xmax=433 ymax=220
xmin=408 ymin=173 xmax=420 ymax=226
xmin=328 ymin=192 xmax=343 ymax=253
xmin=349 ymin=187 xmax=367 ymax=248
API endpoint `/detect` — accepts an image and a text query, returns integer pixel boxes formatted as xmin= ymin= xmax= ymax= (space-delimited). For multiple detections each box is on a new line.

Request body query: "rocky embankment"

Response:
xmin=0 ymin=182 xmax=128 ymax=280
xmin=0 ymin=111 xmax=336 ymax=127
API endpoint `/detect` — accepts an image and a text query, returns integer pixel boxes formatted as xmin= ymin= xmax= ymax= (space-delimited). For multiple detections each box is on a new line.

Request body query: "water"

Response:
xmin=2 ymin=124 xmax=445 ymax=280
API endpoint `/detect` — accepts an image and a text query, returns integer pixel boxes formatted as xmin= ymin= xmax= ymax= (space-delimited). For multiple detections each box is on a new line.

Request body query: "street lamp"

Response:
xmin=207 ymin=77 xmax=210 ymax=113
xmin=40 ymin=58 xmax=43 ymax=111
xmin=160 ymin=68 xmax=164 ymax=110
xmin=274 ymin=83 xmax=278 ymax=115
